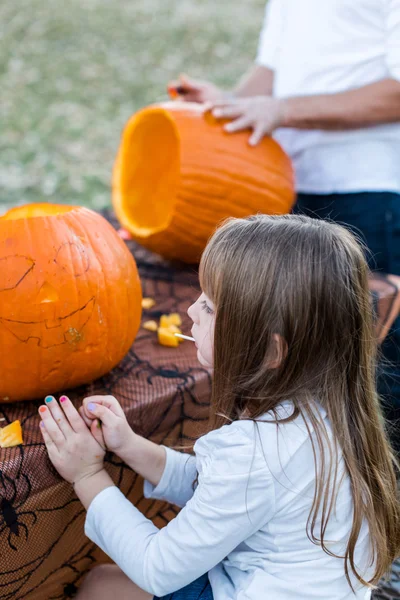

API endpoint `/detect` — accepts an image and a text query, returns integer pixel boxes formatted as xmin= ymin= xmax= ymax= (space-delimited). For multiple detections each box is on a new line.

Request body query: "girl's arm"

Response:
xmin=117 ymin=432 xmax=166 ymax=487
xmin=118 ymin=434 xmax=198 ymax=509
xmin=82 ymin=397 xmax=198 ymax=507
xmin=84 ymin=430 xmax=275 ymax=597
xmin=40 ymin=398 xmax=274 ymax=597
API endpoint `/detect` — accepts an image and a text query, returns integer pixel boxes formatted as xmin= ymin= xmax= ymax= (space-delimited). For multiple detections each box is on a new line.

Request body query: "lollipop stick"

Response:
xmin=174 ymin=333 xmax=195 ymax=342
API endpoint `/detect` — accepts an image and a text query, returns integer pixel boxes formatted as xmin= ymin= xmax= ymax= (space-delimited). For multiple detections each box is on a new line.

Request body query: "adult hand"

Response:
xmin=168 ymin=74 xmax=224 ymax=104
xmin=80 ymin=395 xmax=136 ymax=459
xmin=39 ymin=395 xmax=106 ymax=486
xmin=211 ymin=96 xmax=285 ymax=145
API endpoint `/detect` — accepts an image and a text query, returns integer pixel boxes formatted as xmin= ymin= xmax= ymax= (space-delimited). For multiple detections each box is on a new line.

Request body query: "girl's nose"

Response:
xmin=187 ymin=302 xmax=198 ymax=324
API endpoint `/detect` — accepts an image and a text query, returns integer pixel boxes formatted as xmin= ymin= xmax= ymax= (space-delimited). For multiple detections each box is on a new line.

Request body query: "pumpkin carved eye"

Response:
xmin=54 ymin=241 xmax=90 ymax=278
xmin=35 ymin=281 xmax=59 ymax=304
xmin=0 ymin=255 xmax=35 ymax=292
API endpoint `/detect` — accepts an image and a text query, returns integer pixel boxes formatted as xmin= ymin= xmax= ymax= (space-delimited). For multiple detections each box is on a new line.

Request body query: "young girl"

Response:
xmin=39 ymin=215 xmax=399 ymax=600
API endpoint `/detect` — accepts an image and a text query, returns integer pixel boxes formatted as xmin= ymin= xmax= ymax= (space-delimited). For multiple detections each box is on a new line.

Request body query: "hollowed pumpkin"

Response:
xmin=112 ymin=102 xmax=295 ymax=263
xmin=0 ymin=204 xmax=142 ymax=402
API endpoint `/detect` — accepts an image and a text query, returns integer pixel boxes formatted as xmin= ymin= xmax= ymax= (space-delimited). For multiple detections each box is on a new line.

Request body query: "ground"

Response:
xmin=0 ymin=0 xmax=265 ymax=214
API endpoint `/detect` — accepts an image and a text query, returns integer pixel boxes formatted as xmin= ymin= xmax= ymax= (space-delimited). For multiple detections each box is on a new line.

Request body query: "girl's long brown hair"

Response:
xmin=199 ymin=214 xmax=399 ymax=588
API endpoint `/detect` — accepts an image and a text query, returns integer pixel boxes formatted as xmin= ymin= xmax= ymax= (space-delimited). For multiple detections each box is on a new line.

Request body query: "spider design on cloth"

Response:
xmin=137 ymin=362 xmax=211 ymax=397
xmin=0 ymin=469 xmax=37 ymax=551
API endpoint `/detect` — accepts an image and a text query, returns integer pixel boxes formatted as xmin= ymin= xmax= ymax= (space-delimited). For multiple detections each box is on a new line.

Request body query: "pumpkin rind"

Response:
xmin=0 ymin=204 xmax=142 ymax=402
xmin=0 ymin=420 xmax=23 ymax=447
xmin=113 ymin=102 xmax=296 ymax=263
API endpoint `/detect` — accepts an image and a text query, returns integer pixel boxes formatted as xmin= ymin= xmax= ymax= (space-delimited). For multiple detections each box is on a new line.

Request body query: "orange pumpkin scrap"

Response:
xmin=113 ymin=101 xmax=295 ymax=263
xmin=142 ymin=297 xmax=156 ymax=309
xmin=0 ymin=203 xmax=142 ymax=402
xmin=0 ymin=420 xmax=23 ymax=448
xmin=143 ymin=320 xmax=158 ymax=332
xmin=158 ymin=327 xmax=180 ymax=347
xmin=157 ymin=313 xmax=184 ymax=347
xmin=160 ymin=313 xmax=182 ymax=328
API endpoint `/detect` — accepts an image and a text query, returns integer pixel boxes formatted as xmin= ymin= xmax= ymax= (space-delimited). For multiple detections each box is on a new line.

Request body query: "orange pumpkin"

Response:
xmin=112 ymin=102 xmax=295 ymax=263
xmin=0 ymin=204 xmax=142 ymax=402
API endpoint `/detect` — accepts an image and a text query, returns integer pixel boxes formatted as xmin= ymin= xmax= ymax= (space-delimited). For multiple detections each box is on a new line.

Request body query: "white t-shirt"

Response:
xmin=85 ymin=402 xmax=373 ymax=599
xmin=257 ymin=0 xmax=400 ymax=194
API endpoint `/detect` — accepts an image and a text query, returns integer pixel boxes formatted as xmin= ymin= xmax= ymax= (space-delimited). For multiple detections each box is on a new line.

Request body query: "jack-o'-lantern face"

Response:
xmin=0 ymin=204 xmax=142 ymax=402
xmin=0 ymin=239 xmax=96 ymax=349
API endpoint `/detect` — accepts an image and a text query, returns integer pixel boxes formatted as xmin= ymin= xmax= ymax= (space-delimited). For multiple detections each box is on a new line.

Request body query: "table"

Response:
xmin=0 ymin=212 xmax=399 ymax=600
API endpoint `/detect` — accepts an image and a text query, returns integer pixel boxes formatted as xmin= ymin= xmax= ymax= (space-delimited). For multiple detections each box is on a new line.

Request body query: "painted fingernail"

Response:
xmin=40 ymin=421 xmax=45 ymax=427
xmin=88 ymin=403 xmax=96 ymax=412
xmin=60 ymin=396 xmax=68 ymax=403
xmin=45 ymin=396 xmax=54 ymax=403
xmin=97 ymin=420 xmax=102 ymax=429
xmin=39 ymin=406 xmax=47 ymax=413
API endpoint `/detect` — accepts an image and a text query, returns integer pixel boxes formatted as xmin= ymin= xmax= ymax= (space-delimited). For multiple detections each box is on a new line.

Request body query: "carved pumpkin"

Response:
xmin=0 ymin=204 xmax=142 ymax=402
xmin=112 ymin=102 xmax=295 ymax=263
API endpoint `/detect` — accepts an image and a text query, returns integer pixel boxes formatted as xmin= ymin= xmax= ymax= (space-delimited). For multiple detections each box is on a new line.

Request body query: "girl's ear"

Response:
xmin=267 ymin=334 xmax=287 ymax=369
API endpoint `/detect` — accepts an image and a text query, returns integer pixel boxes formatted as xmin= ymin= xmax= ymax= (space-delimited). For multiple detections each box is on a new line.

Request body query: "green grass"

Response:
xmin=0 ymin=0 xmax=265 ymax=213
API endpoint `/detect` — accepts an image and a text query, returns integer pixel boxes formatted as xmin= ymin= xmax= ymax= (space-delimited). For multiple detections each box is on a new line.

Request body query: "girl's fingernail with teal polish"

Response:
xmin=88 ymin=403 xmax=96 ymax=412
xmin=45 ymin=396 xmax=54 ymax=403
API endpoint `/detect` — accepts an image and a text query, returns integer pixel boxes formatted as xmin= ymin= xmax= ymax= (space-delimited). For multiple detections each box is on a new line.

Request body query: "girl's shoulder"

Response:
xmin=194 ymin=401 xmax=330 ymax=476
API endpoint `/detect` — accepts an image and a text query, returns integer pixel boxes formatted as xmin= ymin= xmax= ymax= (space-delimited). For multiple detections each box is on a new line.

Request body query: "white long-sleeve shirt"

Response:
xmin=257 ymin=0 xmax=400 ymax=194
xmin=85 ymin=402 xmax=373 ymax=599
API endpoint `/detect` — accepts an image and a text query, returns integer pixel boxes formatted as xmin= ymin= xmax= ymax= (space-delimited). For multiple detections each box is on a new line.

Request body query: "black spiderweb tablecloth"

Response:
xmin=0 ymin=212 xmax=399 ymax=599
xmin=0 ymin=211 xmax=211 ymax=600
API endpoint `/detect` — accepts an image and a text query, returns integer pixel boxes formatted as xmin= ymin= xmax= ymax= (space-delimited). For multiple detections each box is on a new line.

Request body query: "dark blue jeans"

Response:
xmin=296 ymin=192 xmax=400 ymax=454
xmin=154 ymin=574 xmax=213 ymax=600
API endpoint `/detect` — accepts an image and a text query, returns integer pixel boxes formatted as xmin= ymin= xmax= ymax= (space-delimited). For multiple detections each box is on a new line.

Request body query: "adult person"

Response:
xmin=171 ymin=0 xmax=400 ymax=454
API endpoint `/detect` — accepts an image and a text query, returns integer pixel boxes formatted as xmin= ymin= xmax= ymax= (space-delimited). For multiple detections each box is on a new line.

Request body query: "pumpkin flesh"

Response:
xmin=117 ymin=110 xmax=180 ymax=237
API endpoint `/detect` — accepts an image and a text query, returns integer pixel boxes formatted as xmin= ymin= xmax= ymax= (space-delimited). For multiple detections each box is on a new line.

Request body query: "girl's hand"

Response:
xmin=80 ymin=395 xmax=136 ymax=460
xmin=211 ymin=96 xmax=286 ymax=145
xmin=168 ymin=74 xmax=224 ymax=104
xmin=39 ymin=395 xmax=106 ymax=486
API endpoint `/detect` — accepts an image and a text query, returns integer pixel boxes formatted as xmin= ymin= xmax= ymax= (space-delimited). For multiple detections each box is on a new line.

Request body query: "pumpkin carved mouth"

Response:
xmin=0 ymin=296 xmax=95 ymax=348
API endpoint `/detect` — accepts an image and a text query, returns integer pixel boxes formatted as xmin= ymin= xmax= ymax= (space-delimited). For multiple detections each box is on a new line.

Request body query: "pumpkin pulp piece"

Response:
xmin=159 ymin=314 xmax=172 ymax=329
xmin=158 ymin=327 xmax=180 ymax=347
xmin=114 ymin=108 xmax=181 ymax=237
xmin=167 ymin=313 xmax=182 ymax=327
xmin=142 ymin=297 xmax=156 ymax=309
xmin=143 ymin=320 xmax=158 ymax=332
xmin=0 ymin=420 xmax=23 ymax=448
xmin=159 ymin=313 xmax=182 ymax=329
xmin=168 ymin=324 xmax=184 ymax=342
